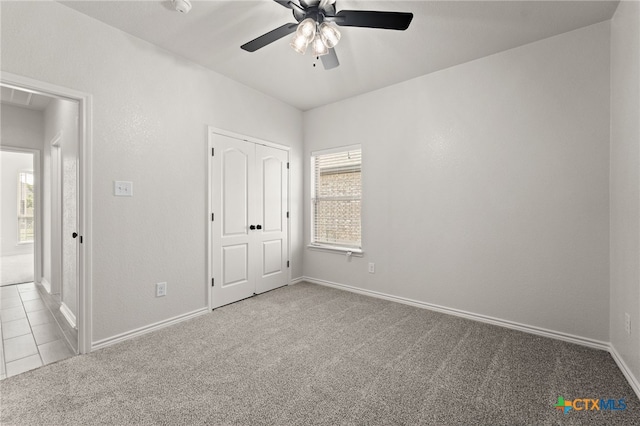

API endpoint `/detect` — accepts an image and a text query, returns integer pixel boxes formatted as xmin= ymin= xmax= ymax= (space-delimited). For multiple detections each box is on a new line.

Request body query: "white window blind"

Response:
xmin=311 ymin=146 xmax=361 ymax=249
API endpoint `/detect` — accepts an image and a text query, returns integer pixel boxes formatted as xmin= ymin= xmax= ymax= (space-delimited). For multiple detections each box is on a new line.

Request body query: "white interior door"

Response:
xmin=254 ymin=144 xmax=288 ymax=294
xmin=210 ymin=132 xmax=289 ymax=309
xmin=211 ymin=135 xmax=256 ymax=309
xmin=61 ymin=119 xmax=79 ymax=316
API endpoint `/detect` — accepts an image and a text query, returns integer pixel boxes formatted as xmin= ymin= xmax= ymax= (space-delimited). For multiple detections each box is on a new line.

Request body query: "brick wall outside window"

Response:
xmin=314 ymin=170 xmax=361 ymax=246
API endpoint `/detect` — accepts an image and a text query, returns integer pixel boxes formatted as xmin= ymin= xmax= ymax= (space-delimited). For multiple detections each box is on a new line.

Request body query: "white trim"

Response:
xmin=311 ymin=144 xmax=361 ymax=157
xmin=290 ymin=277 xmax=305 ymax=285
xmin=1 ymin=71 xmax=93 ymax=355
xmin=92 ymin=308 xmax=209 ymax=351
xmin=209 ymin=127 xmax=291 ymax=152
xmin=59 ymin=302 xmax=77 ymax=330
xmin=609 ymin=344 xmax=640 ymax=401
xmin=41 ymin=277 xmax=51 ymax=293
xmin=307 ymin=244 xmax=364 ymax=256
xmin=207 ymin=131 xmax=212 ymax=311
xmin=302 ymin=276 xmax=610 ymax=351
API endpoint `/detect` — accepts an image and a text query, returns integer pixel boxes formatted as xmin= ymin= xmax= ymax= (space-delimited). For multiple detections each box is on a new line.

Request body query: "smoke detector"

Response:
xmin=172 ymin=0 xmax=192 ymax=14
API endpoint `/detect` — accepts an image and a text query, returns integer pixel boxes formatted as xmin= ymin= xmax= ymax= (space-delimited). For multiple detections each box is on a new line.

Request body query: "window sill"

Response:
xmin=307 ymin=244 xmax=363 ymax=257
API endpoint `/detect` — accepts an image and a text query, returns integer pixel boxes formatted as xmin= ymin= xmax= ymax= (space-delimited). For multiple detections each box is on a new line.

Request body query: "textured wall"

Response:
xmin=610 ymin=0 xmax=640 ymax=388
xmin=0 ymin=1 xmax=303 ymax=343
xmin=303 ymin=22 xmax=611 ymax=342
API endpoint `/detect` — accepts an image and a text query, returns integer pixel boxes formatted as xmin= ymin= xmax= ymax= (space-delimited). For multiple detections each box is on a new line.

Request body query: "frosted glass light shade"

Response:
xmin=296 ymin=18 xmax=316 ymax=43
xmin=319 ymin=22 xmax=341 ymax=48
xmin=290 ymin=33 xmax=309 ymax=54
xmin=312 ymin=34 xmax=329 ymax=56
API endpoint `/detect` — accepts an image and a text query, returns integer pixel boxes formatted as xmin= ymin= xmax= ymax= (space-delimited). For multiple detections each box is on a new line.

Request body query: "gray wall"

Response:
xmin=610 ymin=0 xmax=640 ymax=390
xmin=303 ymin=22 xmax=611 ymax=343
xmin=0 ymin=104 xmax=44 ymax=151
xmin=1 ymin=1 xmax=304 ymax=344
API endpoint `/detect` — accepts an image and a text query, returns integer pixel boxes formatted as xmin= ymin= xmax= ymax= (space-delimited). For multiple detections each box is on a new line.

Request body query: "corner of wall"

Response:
xmin=609 ymin=0 xmax=640 ymax=397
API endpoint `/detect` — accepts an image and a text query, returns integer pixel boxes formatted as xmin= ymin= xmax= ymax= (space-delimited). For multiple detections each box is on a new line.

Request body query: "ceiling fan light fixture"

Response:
xmin=296 ymin=18 xmax=317 ymax=43
xmin=319 ymin=22 xmax=341 ymax=48
xmin=290 ymin=33 xmax=309 ymax=55
xmin=312 ymin=33 xmax=329 ymax=56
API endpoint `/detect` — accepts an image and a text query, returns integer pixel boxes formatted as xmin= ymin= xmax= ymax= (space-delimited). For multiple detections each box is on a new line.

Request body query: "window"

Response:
xmin=17 ymin=171 xmax=34 ymax=243
xmin=311 ymin=145 xmax=362 ymax=250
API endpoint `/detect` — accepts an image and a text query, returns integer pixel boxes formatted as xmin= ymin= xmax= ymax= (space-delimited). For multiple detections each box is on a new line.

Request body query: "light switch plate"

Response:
xmin=114 ymin=181 xmax=133 ymax=197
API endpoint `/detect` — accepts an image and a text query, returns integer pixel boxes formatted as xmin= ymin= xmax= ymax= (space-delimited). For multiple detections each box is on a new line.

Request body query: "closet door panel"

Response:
xmin=211 ymin=135 xmax=256 ymax=308
xmin=254 ymin=144 xmax=289 ymax=294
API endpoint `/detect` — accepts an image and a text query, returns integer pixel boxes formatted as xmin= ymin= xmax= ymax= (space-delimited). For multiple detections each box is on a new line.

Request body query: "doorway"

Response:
xmin=0 ymin=149 xmax=37 ymax=287
xmin=0 ymin=72 xmax=92 ymax=378
xmin=208 ymin=129 xmax=290 ymax=309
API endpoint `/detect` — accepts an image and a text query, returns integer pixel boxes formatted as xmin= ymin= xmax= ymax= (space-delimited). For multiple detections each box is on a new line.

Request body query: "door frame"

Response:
xmin=0 ymin=147 xmax=41 ymax=287
xmin=1 ymin=71 xmax=93 ymax=354
xmin=206 ymin=126 xmax=291 ymax=310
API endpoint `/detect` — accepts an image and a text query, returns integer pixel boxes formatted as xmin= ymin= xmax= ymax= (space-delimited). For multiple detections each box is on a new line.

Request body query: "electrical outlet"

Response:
xmin=624 ymin=313 xmax=631 ymax=335
xmin=114 ymin=181 xmax=133 ymax=197
xmin=156 ymin=282 xmax=167 ymax=297
xmin=368 ymin=263 xmax=375 ymax=274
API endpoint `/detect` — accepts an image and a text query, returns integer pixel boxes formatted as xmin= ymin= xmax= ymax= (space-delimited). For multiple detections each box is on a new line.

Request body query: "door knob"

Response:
xmin=72 ymin=232 xmax=78 ymax=238
xmin=249 ymin=225 xmax=256 ymax=230
xmin=256 ymin=225 xmax=262 ymax=230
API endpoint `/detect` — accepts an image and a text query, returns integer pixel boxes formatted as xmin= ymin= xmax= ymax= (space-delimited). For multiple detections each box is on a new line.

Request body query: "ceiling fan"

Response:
xmin=240 ymin=0 xmax=413 ymax=70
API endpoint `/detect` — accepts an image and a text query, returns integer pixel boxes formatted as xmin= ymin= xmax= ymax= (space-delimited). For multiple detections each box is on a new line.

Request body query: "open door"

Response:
xmin=60 ymin=100 xmax=79 ymax=333
xmin=1 ymin=72 xmax=91 ymax=354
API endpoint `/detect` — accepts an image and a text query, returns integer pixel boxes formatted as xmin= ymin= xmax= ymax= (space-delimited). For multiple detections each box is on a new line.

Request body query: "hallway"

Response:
xmin=0 ymin=282 xmax=74 ymax=379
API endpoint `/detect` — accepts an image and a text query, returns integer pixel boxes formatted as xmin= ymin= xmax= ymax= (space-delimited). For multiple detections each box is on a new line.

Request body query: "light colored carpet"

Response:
xmin=0 ymin=253 xmax=34 ymax=286
xmin=0 ymin=282 xmax=637 ymax=425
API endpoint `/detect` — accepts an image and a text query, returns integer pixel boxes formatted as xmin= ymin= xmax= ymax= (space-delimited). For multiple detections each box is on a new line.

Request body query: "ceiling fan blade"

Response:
xmin=319 ymin=0 xmax=336 ymax=17
xmin=273 ymin=0 xmax=292 ymax=8
xmin=334 ymin=10 xmax=413 ymax=30
xmin=241 ymin=23 xmax=298 ymax=52
xmin=321 ymin=48 xmax=339 ymax=70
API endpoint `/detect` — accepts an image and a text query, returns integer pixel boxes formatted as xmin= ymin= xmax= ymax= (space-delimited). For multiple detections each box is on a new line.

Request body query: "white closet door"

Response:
xmin=210 ymin=133 xmax=289 ymax=309
xmin=254 ymin=144 xmax=288 ymax=294
xmin=211 ymin=135 xmax=256 ymax=309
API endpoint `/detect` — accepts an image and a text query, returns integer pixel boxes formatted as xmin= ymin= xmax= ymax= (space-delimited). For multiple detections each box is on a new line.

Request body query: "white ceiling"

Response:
xmin=59 ymin=0 xmax=618 ymax=111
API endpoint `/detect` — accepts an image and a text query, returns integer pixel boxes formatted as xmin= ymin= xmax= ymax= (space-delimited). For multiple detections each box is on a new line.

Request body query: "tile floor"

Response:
xmin=0 ymin=282 xmax=75 ymax=379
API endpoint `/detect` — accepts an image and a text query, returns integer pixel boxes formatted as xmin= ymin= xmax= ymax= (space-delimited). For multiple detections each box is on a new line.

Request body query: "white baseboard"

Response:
xmin=302 ymin=276 xmax=609 ymax=351
xmin=609 ymin=344 xmax=640 ymax=401
xmin=91 ymin=308 xmax=209 ymax=351
xmin=290 ymin=277 xmax=305 ymax=285
xmin=59 ymin=302 xmax=77 ymax=330
xmin=41 ymin=277 xmax=51 ymax=293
